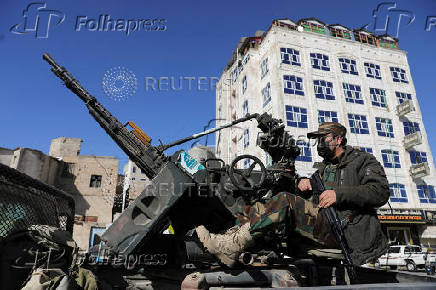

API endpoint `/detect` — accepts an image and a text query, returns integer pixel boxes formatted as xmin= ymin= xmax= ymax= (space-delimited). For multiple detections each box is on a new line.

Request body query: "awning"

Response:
xmin=421 ymin=225 xmax=436 ymax=239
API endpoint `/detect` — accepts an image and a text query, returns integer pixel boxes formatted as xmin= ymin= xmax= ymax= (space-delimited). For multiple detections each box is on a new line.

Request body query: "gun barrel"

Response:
xmin=159 ymin=113 xmax=259 ymax=151
xmin=43 ymin=53 xmax=165 ymax=179
xmin=43 ymin=53 xmax=58 ymax=68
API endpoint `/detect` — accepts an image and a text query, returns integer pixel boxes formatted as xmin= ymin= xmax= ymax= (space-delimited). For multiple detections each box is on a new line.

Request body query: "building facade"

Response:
xmin=0 ymin=137 xmax=119 ymax=251
xmin=122 ymin=159 xmax=151 ymax=202
xmin=216 ymin=18 xmax=436 ymax=248
xmin=49 ymin=137 xmax=119 ymax=251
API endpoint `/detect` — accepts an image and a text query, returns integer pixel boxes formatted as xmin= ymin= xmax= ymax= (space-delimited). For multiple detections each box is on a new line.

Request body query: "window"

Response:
xmin=409 ymin=151 xmax=427 ymax=165
xmin=243 ymin=158 xmax=250 ymax=169
xmin=343 ymin=83 xmax=363 ymax=104
xmin=243 ymin=129 xmax=249 ymax=148
xmin=389 ymin=183 xmax=408 ymax=202
xmin=261 ymin=58 xmax=269 ymax=79
xmin=285 ymin=105 xmax=308 ymax=128
xmin=370 ymin=88 xmax=387 ymax=108
xmin=283 ymin=75 xmax=304 ymax=96
xmin=388 ymin=247 xmax=401 ymax=254
xmin=242 ymin=75 xmax=247 ymax=94
xmin=403 ymin=121 xmax=420 ymax=135
xmin=314 ymin=80 xmax=335 ymax=100
xmin=218 ymin=106 xmax=222 ymax=119
xmin=417 ymin=185 xmax=436 ymax=203
xmin=348 ymin=114 xmax=369 ymax=134
xmin=381 ymin=149 xmax=401 ymax=168
xmin=132 ymin=166 xmax=136 ymax=173
xmin=242 ymin=100 xmax=248 ymax=116
xmin=395 ymin=92 xmax=412 ymax=104
xmin=310 ymin=53 xmax=330 ymax=71
xmin=280 ymin=48 xmax=301 ymax=66
xmin=89 ymin=175 xmax=102 ymax=188
xmin=262 ymin=82 xmax=271 ymax=107
xmin=359 ymin=147 xmax=373 ymax=154
xmin=232 ymin=67 xmax=238 ymax=83
xmin=318 ymin=110 xmax=338 ymax=124
xmin=140 ymin=168 xmax=145 ymax=174
xmin=339 ymin=58 xmax=358 ymax=75
xmin=390 ymin=67 xmax=408 ymax=83
xmin=376 ymin=117 xmax=394 ymax=138
xmin=364 ymin=62 xmax=382 ymax=79
xmin=296 ymin=141 xmax=312 ymax=162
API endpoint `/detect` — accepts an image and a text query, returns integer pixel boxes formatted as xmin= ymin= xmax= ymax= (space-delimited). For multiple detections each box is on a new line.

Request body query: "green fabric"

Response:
xmin=313 ymin=145 xmax=390 ymax=265
xmin=322 ymin=163 xmax=337 ymax=190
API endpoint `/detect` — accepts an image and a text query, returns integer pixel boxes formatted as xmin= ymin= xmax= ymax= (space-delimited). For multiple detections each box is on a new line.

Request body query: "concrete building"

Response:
xmin=216 ymin=18 xmax=436 ymax=248
xmin=49 ymin=137 xmax=118 ymax=251
xmin=0 ymin=137 xmax=119 ymax=251
xmin=0 ymin=147 xmax=62 ymax=186
xmin=122 ymin=159 xmax=150 ymax=202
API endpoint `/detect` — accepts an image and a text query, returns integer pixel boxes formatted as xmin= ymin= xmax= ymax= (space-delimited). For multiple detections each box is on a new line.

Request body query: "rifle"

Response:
xmin=310 ymin=172 xmax=357 ymax=282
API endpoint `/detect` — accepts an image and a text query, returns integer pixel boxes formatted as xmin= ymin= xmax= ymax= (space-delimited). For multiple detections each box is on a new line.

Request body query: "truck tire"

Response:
xmin=406 ymin=261 xmax=416 ymax=272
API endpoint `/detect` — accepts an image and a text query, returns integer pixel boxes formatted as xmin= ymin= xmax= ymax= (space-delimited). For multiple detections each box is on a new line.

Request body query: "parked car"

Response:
xmin=375 ymin=245 xmax=426 ymax=271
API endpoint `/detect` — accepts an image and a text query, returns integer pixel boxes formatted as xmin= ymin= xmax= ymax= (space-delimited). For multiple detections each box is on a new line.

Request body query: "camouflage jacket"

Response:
xmin=314 ymin=145 xmax=390 ymax=265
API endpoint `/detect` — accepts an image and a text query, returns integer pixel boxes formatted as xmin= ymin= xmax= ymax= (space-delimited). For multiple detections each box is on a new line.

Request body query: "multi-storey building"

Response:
xmin=122 ymin=159 xmax=150 ymax=202
xmin=216 ymin=18 xmax=436 ymax=248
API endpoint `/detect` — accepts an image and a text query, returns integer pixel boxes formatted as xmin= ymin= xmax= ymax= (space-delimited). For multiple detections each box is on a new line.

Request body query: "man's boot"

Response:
xmin=196 ymin=223 xmax=253 ymax=267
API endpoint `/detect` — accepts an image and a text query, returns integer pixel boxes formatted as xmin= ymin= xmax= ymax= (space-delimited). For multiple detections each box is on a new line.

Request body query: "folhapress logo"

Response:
xmin=10 ymin=2 xmax=65 ymax=39
xmin=75 ymin=15 xmax=167 ymax=35
xmin=365 ymin=2 xmax=415 ymax=37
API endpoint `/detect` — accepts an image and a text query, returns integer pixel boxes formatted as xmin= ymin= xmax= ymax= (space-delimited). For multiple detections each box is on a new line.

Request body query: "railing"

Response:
xmin=397 ymin=100 xmax=415 ymax=117
xmin=403 ymin=131 xmax=422 ymax=150
xmin=410 ymin=162 xmax=430 ymax=179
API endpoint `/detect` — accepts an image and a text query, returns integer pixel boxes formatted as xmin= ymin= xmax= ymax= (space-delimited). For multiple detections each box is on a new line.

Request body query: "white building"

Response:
xmin=122 ymin=160 xmax=150 ymax=203
xmin=216 ymin=18 xmax=436 ymax=248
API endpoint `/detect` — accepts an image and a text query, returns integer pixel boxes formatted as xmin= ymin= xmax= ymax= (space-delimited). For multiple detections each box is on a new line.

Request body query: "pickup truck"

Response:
xmin=375 ymin=245 xmax=426 ymax=271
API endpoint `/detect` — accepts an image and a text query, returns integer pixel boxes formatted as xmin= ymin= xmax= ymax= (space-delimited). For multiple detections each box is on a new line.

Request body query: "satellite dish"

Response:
xmin=297 ymin=26 xmax=304 ymax=32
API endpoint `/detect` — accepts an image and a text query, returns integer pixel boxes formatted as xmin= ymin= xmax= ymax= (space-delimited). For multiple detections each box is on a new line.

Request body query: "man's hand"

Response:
xmin=298 ymin=178 xmax=312 ymax=191
xmin=318 ymin=190 xmax=337 ymax=208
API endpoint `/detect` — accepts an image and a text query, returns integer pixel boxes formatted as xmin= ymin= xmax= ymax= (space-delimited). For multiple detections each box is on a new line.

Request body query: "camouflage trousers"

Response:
xmin=235 ymin=192 xmax=338 ymax=248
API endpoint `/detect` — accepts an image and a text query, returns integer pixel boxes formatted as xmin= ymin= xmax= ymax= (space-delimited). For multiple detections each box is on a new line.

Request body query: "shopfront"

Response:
xmin=420 ymin=210 xmax=436 ymax=249
xmin=377 ymin=208 xmax=425 ymax=246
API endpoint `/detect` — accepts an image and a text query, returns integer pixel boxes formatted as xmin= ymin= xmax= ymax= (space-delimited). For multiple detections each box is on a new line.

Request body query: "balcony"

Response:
xmin=396 ymin=100 xmax=414 ymax=117
xmin=410 ymin=162 xmax=430 ymax=179
xmin=403 ymin=131 xmax=422 ymax=150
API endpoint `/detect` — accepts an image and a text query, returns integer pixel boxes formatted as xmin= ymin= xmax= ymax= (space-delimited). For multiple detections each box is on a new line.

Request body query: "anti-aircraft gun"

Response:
xmin=43 ymin=53 xmax=301 ymax=264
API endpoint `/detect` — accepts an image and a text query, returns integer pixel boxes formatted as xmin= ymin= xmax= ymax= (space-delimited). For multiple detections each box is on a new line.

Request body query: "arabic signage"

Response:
xmin=377 ymin=208 xmax=425 ymax=223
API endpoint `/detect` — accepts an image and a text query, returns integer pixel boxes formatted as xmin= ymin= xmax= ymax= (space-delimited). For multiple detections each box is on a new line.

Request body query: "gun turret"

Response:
xmin=43 ymin=53 xmax=165 ymax=179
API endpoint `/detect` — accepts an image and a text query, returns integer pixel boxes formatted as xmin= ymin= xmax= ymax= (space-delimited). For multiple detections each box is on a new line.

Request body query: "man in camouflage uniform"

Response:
xmin=196 ymin=122 xmax=390 ymax=267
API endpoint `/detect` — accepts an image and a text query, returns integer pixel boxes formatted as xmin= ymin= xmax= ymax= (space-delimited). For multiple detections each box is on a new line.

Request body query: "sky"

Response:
xmin=1 ymin=0 xmax=435 ymax=172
